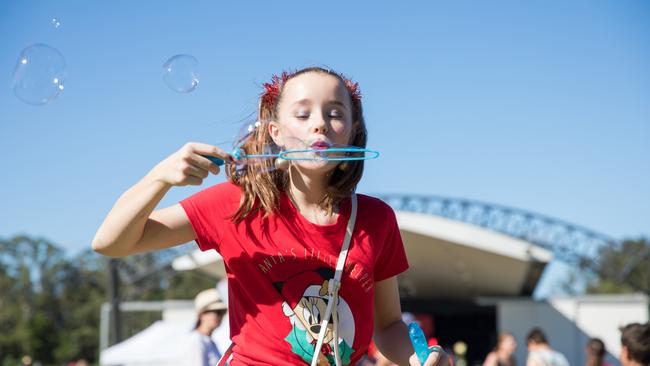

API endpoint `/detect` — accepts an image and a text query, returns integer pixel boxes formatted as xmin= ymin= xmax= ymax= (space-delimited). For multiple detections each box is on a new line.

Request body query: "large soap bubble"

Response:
xmin=12 ymin=43 xmax=67 ymax=106
xmin=162 ymin=54 xmax=199 ymax=93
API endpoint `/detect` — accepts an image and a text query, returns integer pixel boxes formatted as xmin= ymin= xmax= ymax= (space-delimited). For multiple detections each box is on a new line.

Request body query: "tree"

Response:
xmin=0 ymin=236 xmax=70 ymax=363
xmin=587 ymin=237 xmax=650 ymax=294
xmin=0 ymin=235 xmax=218 ymax=365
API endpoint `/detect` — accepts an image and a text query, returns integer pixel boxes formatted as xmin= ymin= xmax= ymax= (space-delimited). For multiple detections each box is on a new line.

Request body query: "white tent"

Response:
xmin=100 ymin=320 xmax=194 ymax=366
xmin=99 ymin=280 xmax=231 ymax=366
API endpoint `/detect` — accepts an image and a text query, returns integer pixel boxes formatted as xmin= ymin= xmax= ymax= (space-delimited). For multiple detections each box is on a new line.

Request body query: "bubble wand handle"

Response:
xmin=409 ymin=322 xmax=431 ymax=365
xmin=201 ymin=148 xmax=244 ymax=167
xmin=203 ymin=156 xmax=226 ymax=166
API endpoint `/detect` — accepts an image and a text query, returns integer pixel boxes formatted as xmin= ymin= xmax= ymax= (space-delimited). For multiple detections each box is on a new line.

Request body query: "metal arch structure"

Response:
xmin=111 ymin=194 xmax=622 ymax=294
xmin=376 ymin=194 xmax=620 ymax=271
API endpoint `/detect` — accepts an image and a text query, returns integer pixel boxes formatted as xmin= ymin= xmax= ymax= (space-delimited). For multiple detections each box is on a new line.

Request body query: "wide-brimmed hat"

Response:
xmin=194 ymin=288 xmax=227 ymax=315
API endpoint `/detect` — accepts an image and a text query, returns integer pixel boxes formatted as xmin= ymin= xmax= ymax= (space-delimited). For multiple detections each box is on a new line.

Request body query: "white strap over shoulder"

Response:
xmin=216 ymin=195 xmax=359 ymax=366
xmin=311 ymin=194 xmax=357 ymax=366
xmin=216 ymin=342 xmax=233 ymax=366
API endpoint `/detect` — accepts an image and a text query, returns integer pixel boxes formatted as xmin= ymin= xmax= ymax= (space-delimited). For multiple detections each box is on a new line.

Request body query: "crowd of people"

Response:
xmin=358 ymin=324 xmax=649 ymax=366
xmin=186 ymin=283 xmax=650 ymax=366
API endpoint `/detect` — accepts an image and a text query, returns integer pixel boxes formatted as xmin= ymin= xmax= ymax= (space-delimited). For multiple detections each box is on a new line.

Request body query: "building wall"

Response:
xmin=496 ymin=294 xmax=649 ymax=366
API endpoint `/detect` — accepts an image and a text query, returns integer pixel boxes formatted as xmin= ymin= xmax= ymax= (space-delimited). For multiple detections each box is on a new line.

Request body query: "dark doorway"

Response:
xmin=402 ymin=299 xmax=497 ymax=366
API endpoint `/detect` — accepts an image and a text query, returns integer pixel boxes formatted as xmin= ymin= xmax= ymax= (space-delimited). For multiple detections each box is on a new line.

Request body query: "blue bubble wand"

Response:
xmin=203 ymin=145 xmax=380 ymax=167
xmin=409 ymin=322 xmax=432 ymax=365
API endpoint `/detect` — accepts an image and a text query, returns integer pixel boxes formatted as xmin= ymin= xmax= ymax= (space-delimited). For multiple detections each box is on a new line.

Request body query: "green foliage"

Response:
xmin=0 ymin=235 xmax=216 ymax=365
xmin=0 ymin=236 xmax=106 ymax=364
xmin=587 ymin=237 xmax=650 ymax=294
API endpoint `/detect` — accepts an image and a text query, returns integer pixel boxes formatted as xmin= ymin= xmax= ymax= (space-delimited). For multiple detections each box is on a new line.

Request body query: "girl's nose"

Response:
xmin=311 ymin=118 xmax=328 ymax=134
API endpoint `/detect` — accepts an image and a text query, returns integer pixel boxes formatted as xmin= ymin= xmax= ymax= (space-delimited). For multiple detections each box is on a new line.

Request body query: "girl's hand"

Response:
xmin=149 ymin=142 xmax=231 ymax=187
xmin=409 ymin=347 xmax=449 ymax=366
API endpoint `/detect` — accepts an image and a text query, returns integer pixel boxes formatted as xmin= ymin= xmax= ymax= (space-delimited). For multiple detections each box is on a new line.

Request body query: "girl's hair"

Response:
xmin=586 ymin=338 xmax=606 ymax=366
xmin=226 ymin=67 xmax=368 ymax=223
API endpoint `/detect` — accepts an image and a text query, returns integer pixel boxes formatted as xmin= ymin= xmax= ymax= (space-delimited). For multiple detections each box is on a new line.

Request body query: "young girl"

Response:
xmin=483 ymin=332 xmax=517 ymax=366
xmin=93 ymin=66 xmax=445 ymax=366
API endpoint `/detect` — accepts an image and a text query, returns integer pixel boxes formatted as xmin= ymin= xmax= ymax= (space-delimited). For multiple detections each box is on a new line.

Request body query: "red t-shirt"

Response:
xmin=180 ymin=182 xmax=409 ymax=366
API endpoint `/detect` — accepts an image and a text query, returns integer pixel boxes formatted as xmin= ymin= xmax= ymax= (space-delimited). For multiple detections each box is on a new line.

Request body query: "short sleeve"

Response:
xmin=373 ymin=205 xmax=409 ymax=281
xmin=180 ymin=182 xmax=240 ymax=253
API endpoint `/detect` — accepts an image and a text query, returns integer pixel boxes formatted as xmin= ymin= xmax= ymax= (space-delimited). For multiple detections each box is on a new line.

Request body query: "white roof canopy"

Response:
xmin=396 ymin=211 xmax=552 ymax=299
xmin=172 ymin=211 xmax=553 ymax=300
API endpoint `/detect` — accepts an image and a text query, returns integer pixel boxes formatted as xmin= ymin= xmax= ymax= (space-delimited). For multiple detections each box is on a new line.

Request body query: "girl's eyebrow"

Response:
xmin=290 ymin=99 xmax=347 ymax=108
xmin=328 ymin=100 xmax=346 ymax=108
xmin=291 ymin=99 xmax=312 ymax=107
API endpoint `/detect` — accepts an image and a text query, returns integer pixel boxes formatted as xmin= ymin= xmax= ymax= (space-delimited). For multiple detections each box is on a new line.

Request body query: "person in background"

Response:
xmin=585 ymin=338 xmax=612 ymax=366
xmin=526 ymin=328 xmax=569 ymax=366
xmin=619 ymin=322 xmax=650 ymax=366
xmin=185 ymin=288 xmax=227 ymax=366
xmin=483 ymin=332 xmax=517 ymax=366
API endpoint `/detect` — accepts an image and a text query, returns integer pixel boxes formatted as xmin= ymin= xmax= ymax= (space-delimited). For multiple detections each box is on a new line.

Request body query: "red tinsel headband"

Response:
xmin=260 ymin=70 xmax=362 ymax=112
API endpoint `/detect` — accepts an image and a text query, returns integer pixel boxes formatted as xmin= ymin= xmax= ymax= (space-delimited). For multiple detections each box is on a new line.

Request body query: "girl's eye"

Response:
xmin=329 ymin=110 xmax=343 ymax=118
xmin=295 ymin=112 xmax=309 ymax=120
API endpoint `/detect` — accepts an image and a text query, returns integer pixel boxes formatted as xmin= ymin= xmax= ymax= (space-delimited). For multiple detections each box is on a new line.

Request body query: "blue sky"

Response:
xmin=1 ymin=1 xmax=648 ymax=297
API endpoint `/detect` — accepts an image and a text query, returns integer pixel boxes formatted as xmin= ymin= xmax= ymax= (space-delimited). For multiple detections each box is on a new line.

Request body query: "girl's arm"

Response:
xmin=483 ymin=352 xmax=498 ymax=366
xmin=373 ymin=276 xmax=447 ymax=366
xmin=92 ymin=142 xmax=230 ymax=257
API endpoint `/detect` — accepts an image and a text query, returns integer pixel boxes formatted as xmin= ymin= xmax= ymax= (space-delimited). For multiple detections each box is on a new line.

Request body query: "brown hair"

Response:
xmin=526 ymin=328 xmax=548 ymax=345
xmin=226 ymin=67 xmax=368 ymax=223
xmin=621 ymin=322 xmax=650 ymax=365
xmin=586 ymin=338 xmax=606 ymax=366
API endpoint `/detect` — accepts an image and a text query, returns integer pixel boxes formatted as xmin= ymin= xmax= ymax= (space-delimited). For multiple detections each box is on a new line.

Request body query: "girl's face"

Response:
xmin=199 ymin=310 xmax=223 ymax=331
xmin=501 ymin=335 xmax=517 ymax=353
xmin=270 ymin=72 xmax=354 ymax=173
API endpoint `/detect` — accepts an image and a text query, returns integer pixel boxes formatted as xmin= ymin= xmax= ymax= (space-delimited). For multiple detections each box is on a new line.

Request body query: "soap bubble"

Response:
xmin=206 ymin=119 xmax=378 ymax=174
xmin=51 ymin=18 xmax=61 ymax=29
xmin=162 ymin=54 xmax=199 ymax=93
xmin=281 ymin=142 xmax=375 ymax=161
xmin=12 ymin=43 xmax=67 ymax=106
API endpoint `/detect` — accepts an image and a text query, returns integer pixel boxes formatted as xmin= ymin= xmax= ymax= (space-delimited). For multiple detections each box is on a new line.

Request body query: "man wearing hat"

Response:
xmin=185 ymin=288 xmax=227 ymax=366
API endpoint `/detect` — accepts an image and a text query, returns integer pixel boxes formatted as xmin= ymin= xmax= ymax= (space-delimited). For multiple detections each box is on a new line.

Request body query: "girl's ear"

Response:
xmin=268 ymin=120 xmax=283 ymax=147
xmin=621 ymin=345 xmax=629 ymax=362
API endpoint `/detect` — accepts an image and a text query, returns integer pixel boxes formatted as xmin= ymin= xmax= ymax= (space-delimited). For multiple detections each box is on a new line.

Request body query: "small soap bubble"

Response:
xmin=51 ymin=18 xmax=61 ymax=29
xmin=162 ymin=54 xmax=199 ymax=93
xmin=12 ymin=43 xmax=67 ymax=106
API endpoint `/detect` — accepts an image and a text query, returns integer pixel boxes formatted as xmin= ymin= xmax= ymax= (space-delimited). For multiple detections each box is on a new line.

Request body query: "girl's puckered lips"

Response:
xmin=310 ymin=140 xmax=332 ymax=150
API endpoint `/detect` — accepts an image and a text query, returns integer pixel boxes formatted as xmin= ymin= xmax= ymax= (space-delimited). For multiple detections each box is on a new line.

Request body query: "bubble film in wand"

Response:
xmin=204 ymin=143 xmax=379 ymax=166
xmin=279 ymin=145 xmax=379 ymax=161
